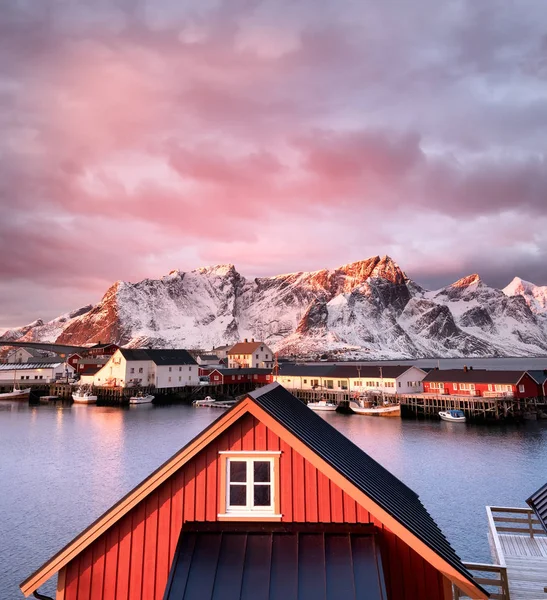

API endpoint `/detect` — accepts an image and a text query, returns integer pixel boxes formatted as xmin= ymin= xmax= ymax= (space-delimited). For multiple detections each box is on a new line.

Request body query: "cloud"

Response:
xmin=1 ymin=0 xmax=547 ymax=327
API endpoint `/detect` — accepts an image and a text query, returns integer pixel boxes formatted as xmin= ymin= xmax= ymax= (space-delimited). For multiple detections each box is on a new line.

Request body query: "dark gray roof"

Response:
xmin=527 ymin=370 xmax=547 ymax=385
xmin=210 ymin=368 xmax=272 ymax=375
xmin=277 ymin=364 xmax=416 ymax=379
xmin=165 ymin=523 xmax=387 ymax=600
xmin=118 ymin=348 xmax=197 ymax=366
xmin=199 ymin=354 xmax=219 ymax=360
xmin=423 ymin=369 xmax=527 ymax=384
xmin=248 ymin=383 xmax=484 ymax=595
xmin=527 ymin=482 xmax=547 ymax=534
xmin=78 ymin=357 xmax=109 ymax=365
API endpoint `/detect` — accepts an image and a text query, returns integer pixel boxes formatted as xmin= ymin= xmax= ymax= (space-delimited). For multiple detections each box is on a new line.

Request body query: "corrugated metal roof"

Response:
xmin=527 ymin=482 xmax=547 ymax=533
xmin=165 ymin=523 xmax=387 ymax=600
xmin=249 ymin=383 xmax=484 ymax=595
xmin=422 ymin=369 xmax=526 ymax=384
xmin=118 ymin=348 xmax=197 ymax=365
xmin=211 ymin=368 xmax=272 ymax=375
xmin=0 ymin=362 xmax=62 ymax=370
xmin=228 ymin=341 xmax=263 ymax=354
xmin=277 ymin=364 xmax=415 ymax=379
xmin=527 ymin=370 xmax=547 ymax=385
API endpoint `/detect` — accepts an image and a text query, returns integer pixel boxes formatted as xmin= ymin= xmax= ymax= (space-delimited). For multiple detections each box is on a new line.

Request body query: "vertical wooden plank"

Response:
xmin=292 ymin=450 xmax=305 ymax=521
xmin=317 ymin=471 xmax=331 ymax=523
xmin=141 ymin=492 xmax=159 ymax=600
xmin=342 ymin=492 xmax=357 ymax=523
xmin=90 ymin=533 xmax=106 ymax=600
xmin=241 ymin=414 xmax=254 ymax=450
xmin=205 ymin=443 xmax=218 ymax=521
xmin=304 ymin=461 xmax=318 ymax=522
xmin=410 ymin=548 xmax=428 ymax=600
xmin=228 ymin=419 xmax=242 ymax=450
xmin=356 ymin=505 xmax=371 ymax=524
xmin=183 ymin=461 xmax=196 ymax=523
xmin=169 ymin=470 xmax=184 ymax=558
xmin=116 ymin=514 xmax=133 ymax=600
xmin=385 ymin=531 xmax=402 ymax=600
xmin=423 ymin=560 xmax=444 ymax=600
xmin=155 ymin=479 xmax=172 ymax=600
xmin=279 ymin=440 xmax=293 ymax=522
xmin=63 ymin=558 xmax=80 ymax=600
xmin=254 ymin=419 xmax=268 ymax=451
xmin=399 ymin=538 xmax=415 ymax=600
xmin=266 ymin=427 xmax=280 ymax=451
xmin=102 ymin=525 xmax=120 ymax=600
xmin=330 ymin=480 xmax=344 ymax=523
xmin=194 ymin=452 xmax=207 ymax=521
xmin=128 ymin=502 xmax=145 ymax=600
xmin=77 ymin=545 xmax=93 ymax=600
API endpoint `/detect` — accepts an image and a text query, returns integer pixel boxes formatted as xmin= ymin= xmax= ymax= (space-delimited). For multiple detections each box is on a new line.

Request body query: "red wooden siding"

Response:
xmin=62 ymin=413 xmax=446 ymax=600
xmin=423 ymin=372 xmax=538 ymax=398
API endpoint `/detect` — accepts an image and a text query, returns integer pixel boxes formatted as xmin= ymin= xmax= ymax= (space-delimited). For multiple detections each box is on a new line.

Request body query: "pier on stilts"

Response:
xmin=454 ymin=506 xmax=547 ymax=599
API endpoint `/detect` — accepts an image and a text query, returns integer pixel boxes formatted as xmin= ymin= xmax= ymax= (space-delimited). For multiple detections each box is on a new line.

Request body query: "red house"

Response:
xmin=422 ymin=369 xmax=538 ymax=398
xmin=21 ymin=383 xmax=486 ymax=600
xmin=208 ymin=368 xmax=273 ymax=385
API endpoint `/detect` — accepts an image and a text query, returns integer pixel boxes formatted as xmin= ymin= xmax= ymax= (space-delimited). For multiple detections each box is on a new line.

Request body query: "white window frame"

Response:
xmin=218 ymin=451 xmax=281 ymax=519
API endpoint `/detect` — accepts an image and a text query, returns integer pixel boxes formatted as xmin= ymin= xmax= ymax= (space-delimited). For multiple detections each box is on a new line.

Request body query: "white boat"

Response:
xmin=439 ymin=409 xmax=466 ymax=422
xmin=307 ymin=400 xmax=337 ymax=412
xmin=129 ymin=392 xmax=154 ymax=405
xmin=349 ymin=399 xmax=401 ymax=417
xmin=0 ymin=386 xmax=31 ymax=400
xmin=72 ymin=388 xmax=97 ymax=404
xmin=193 ymin=396 xmax=236 ymax=408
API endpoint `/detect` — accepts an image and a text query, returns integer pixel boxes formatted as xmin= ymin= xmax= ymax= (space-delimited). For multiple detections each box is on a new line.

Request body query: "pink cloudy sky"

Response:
xmin=1 ymin=0 xmax=547 ymax=329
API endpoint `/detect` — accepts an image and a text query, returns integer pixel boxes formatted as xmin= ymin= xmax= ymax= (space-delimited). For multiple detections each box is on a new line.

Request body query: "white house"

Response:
xmin=274 ymin=364 xmax=426 ymax=394
xmin=0 ymin=361 xmax=74 ymax=383
xmin=6 ymin=347 xmax=55 ymax=363
xmin=227 ymin=340 xmax=274 ymax=369
xmin=93 ymin=348 xmax=198 ymax=389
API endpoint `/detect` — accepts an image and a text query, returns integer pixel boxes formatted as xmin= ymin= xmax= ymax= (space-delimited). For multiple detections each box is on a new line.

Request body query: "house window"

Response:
xmin=519 ymin=384 xmax=525 ymax=393
xmin=256 ymin=354 xmax=259 ymax=359
xmin=130 ymin=368 xmax=135 ymax=374
xmin=261 ymin=346 xmax=264 ymax=351
xmin=303 ymin=379 xmax=307 ymax=384
xmin=179 ymin=367 xmax=182 ymax=372
xmin=189 ymin=366 xmax=192 ymax=372
xmin=168 ymin=377 xmax=171 ymax=383
xmin=265 ymin=354 xmax=269 ymax=359
xmin=179 ymin=376 xmax=181 ymax=382
xmin=139 ymin=368 xmax=143 ymax=374
xmin=325 ymin=380 xmax=333 ymax=389
xmin=169 ymin=367 xmax=172 ymax=372
xmin=218 ymin=452 xmax=281 ymax=519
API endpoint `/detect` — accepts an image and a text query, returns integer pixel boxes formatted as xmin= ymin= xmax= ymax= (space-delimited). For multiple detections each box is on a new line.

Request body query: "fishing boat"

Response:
xmin=0 ymin=386 xmax=31 ymax=400
xmin=193 ymin=396 xmax=236 ymax=408
xmin=307 ymin=399 xmax=337 ymax=412
xmin=439 ymin=409 xmax=466 ymax=422
xmin=129 ymin=392 xmax=155 ymax=405
xmin=72 ymin=386 xmax=97 ymax=404
xmin=349 ymin=399 xmax=401 ymax=417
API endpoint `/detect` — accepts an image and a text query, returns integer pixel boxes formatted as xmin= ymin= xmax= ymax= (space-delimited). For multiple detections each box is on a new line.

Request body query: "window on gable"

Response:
xmin=219 ymin=453 xmax=280 ymax=519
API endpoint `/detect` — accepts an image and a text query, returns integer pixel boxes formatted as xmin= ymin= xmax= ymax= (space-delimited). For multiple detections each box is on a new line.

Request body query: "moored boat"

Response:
xmin=307 ymin=399 xmax=337 ymax=412
xmin=72 ymin=387 xmax=97 ymax=404
xmin=0 ymin=386 xmax=31 ymax=400
xmin=348 ymin=398 xmax=401 ymax=417
xmin=439 ymin=409 xmax=466 ymax=422
xmin=193 ymin=396 xmax=236 ymax=408
xmin=129 ymin=392 xmax=154 ymax=405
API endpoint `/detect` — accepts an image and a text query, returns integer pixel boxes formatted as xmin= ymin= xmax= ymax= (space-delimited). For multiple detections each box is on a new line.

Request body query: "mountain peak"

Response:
xmin=339 ymin=255 xmax=406 ymax=285
xmin=503 ymin=276 xmax=536 ymax=296
xmin=451 ymin=274 xmax=482 ymax=288
xmin=195 ymin=264 xmax=236 ymax=277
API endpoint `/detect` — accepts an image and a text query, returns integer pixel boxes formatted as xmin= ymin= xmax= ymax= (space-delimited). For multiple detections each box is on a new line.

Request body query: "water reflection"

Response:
xmin=0 ymin=403 xmax=546 ymax=600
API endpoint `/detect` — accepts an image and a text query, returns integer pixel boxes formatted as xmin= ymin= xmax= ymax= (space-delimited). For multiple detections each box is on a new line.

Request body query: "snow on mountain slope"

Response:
xmin=4 ymin=256 xmax=547 ymax=358
xmin=504 ymin=277 xmax=547 ymax=315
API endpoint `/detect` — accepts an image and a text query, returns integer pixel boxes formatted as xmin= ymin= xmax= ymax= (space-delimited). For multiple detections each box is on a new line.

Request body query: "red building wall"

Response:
xmin=423 ymin=373 xmax=537 ymax=398
xmin=62 ymin=413 xmax=447 ymax=600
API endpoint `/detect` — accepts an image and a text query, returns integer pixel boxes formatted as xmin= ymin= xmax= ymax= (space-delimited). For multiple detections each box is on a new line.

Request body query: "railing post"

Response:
xmin=528 ymin=511 xmax=534 ymax=538
xmin=500 ymin=566 xmax=510 ymax=599
xmin=453 ymin=584 xmax=460 ymax=600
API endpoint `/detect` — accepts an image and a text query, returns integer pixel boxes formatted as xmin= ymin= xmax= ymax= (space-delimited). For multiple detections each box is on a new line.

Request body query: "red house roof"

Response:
xmin=423 ymin=369 xmax=528 ymax=385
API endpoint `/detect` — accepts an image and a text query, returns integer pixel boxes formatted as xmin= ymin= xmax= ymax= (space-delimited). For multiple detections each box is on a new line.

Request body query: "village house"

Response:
xmin=209 ymin=344 xmax=233 ymax=361
xmin=92 ymin=348 xmax=198 ymax=389
xmin=422 ymin=368 xmax=538 ymax=397
xmin=5 ymin=347 xmax=55 ymax=364
xmin=527 ymin=370 xmax=547 ymax=398
xmin=227 ymin=339 xmax=274 ymax=369
xmin=0 ymin=361 xmax=74 ymax=384
xmin=275 ymin=364 xmax=426 ymax=394
xmin=20 ymin=383 xmax=487 ymax=600
xmin=207 ymin=367 xmax=273 ymax=385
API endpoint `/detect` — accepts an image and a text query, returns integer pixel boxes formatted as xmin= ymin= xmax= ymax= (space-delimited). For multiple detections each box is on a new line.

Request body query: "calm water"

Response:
xmin=1 ymin=402 xmax=547 ymax=600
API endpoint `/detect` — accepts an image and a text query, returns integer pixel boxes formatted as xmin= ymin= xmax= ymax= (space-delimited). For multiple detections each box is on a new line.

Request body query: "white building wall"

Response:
xmin=0 ymin=363 xmax=73 ymax=383
xmin=228 ymin=344 xmax=274 ymax=369
xmin=6 ymin=349 xmax=34 ymax=363
xmin=156 ymin=364 xmax=198 ymax=388
xmin=394 ymin=367 xmax=426 ymax=393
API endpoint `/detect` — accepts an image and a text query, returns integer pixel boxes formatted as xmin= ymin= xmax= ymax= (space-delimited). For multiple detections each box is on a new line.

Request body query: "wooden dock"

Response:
xmin=456 ymin=506 xmax=547 ymax=599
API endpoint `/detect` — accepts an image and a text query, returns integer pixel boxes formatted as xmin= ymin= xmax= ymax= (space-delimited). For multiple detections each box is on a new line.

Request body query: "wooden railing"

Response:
xmin=488 ymin=506 xmax=545 ymax=539
xmin=453 ymin=562 xmax=510 ymax=600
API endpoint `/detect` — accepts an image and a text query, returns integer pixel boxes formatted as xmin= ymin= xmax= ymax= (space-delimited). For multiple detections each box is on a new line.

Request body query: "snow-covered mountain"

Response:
xmin=3 ymin=256 xmax=547 ymax=358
